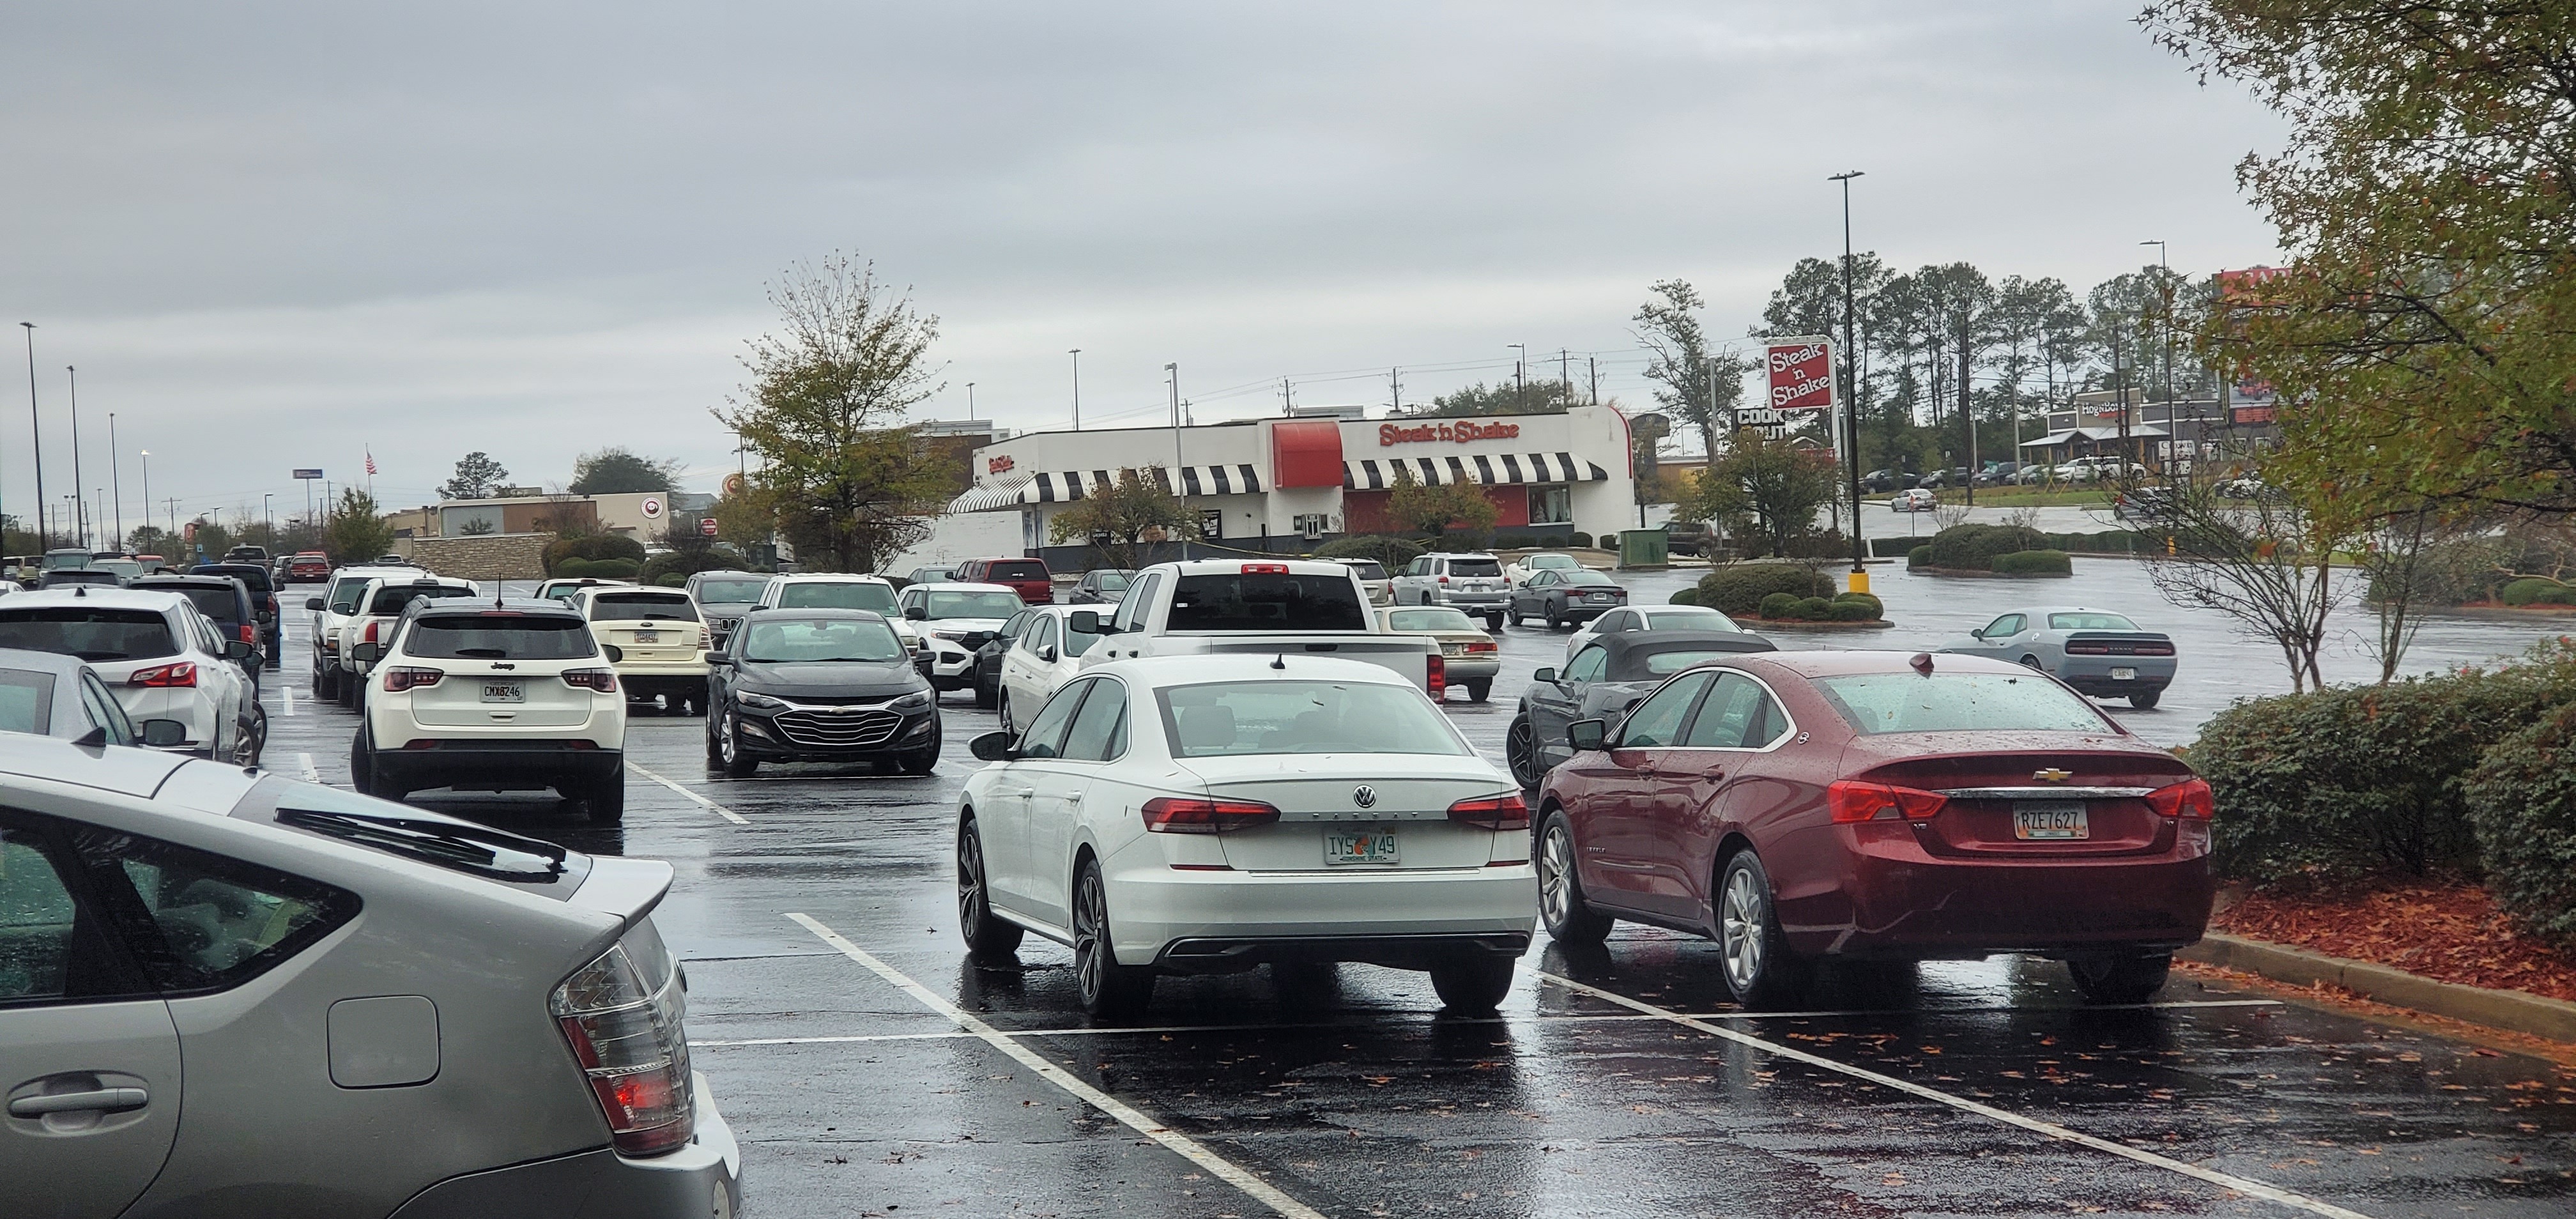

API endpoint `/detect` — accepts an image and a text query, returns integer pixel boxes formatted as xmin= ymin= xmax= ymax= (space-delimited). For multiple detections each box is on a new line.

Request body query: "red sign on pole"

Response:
xmin=1763 ymin=337 xmax=1836 ymax=411
xmin=698 ymin=518 xmax=719 ymax=537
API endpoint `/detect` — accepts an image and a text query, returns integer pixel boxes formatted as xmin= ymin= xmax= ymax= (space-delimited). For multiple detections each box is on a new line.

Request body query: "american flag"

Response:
xmin=365 ymin=449 xmax=377 ymax=476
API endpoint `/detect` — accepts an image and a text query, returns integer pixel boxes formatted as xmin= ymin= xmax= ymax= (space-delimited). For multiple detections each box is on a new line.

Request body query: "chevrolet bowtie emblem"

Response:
xmin=2034 ymin=768 xmax=2074 ymax=783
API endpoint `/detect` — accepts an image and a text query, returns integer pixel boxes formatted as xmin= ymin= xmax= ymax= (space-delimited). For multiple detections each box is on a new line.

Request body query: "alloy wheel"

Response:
xmin=1074 ymin=870 xmax=1108 ymax=1004
xmin=718 ymin=711 xmax=740 ymax=766
xmin=1506 ymin=718 xmax=1540 ymax=788
xmin=1720 ymin=865 xmax=1766 ymax=992
xmin=1539 ymin=824 xmax=1575 ymax=926
xmin=958 ymin=830 xmax=988 ymax=932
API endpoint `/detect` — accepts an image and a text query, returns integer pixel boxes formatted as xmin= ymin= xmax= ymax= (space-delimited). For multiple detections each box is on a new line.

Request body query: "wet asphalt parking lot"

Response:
xmin=259 ymin=560 xmax=2576 ymax=1218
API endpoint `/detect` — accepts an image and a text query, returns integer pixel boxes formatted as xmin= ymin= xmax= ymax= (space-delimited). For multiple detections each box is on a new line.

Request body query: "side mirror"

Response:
xmin=1568 ymin=718 xmax=1607 ymax=753
xmin=224 ymin=640 xmax=257 ymax=661
xmin=141 ymin=719 xmax=187 ymax=748
xmin=602 ymin=644 xmax=624 ymax=663
xmin=707 ymin=654 xmax=733 ymax=668
xmin=969 ymin=730 xmax=1019 ymax=762
xmin=1068 ymin=610 xmax=1103 ymax=634
xmin=1966 ymin=628 xmax=1983 ymax=640
xmin=349 ymin=642 xmax=382 ymax=664
xmin=903 ymin=606 xmax=928 ymax=620
xmin=1532 ymin=666 xmax=1558 ymax=686
xmin=1038 ymin=645 xmax=1057 ymax=664
xmin=304 ymin=597 xmax=325 ymax=611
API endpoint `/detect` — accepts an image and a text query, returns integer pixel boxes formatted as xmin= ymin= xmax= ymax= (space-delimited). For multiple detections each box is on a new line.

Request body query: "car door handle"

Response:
xmin=10 ymin=1087 xmax=148 ymax=1117
xmin=998 ymin=786 xmax=1034 ymax=798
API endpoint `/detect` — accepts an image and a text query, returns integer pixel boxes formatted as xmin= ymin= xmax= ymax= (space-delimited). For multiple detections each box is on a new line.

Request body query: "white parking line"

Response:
xmin=296 ymin=752 xmax=322 ymax=785
xmin=279 ymin=686 xmax=298 ymax=717
xmin=789 ymin=912 xmax=1328 ymax=1219
xmin=627 ymin=762 xmax=750 ymax=825
xmin=1532 ymin=968 xmax=2375 ymax=1219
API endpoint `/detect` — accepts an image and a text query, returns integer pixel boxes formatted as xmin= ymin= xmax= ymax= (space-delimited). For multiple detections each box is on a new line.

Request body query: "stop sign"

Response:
xmin=699 ymin=518 xmax=719 ymax=537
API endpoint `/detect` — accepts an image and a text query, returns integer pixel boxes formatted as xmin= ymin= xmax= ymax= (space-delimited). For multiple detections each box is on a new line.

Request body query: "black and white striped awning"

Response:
xmin=1153 ymin=464 xmax=1265 ymax=497
xmin=1009 ymin=465 xmax=1264 ymax=504
xmin=1344 ymin=452 xmax=1610 ymax=490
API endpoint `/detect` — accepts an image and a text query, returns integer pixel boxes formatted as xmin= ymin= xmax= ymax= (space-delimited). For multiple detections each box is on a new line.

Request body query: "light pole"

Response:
xmin=1167 ymin=362 xmax=1185 ymax=560
xmin=138 ymin=451 xmax=151 ymax=547
xmin=1068 ymin=349 xmax=1082 ymax=431
xmin=1508 ymin=344 xmax=1526 ymax=398
xmin=2140 ymin=240 xmax=2170 ymax=407
xmin=1830 ymin=170 xmax=1867 ymax=588
xmin=264 ymin=494 xmax=274 ymax=542
xmin=20 ymin=323 xmax=42 ymax=549
xmin=967 ymin=381 xmax=976 ymax=422
xmin=108 ymin=411 xmax=123 ymax=551
xmin=66 ymin=365 xmax=84 ymax=549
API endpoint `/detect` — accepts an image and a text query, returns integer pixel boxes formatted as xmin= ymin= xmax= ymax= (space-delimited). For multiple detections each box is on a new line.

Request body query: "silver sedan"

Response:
xmin=1936 ymin=606 xmax=2179 ymax=709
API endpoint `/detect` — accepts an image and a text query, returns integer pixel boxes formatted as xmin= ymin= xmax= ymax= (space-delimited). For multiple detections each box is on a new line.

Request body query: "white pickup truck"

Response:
xmin=1070 ymin=559 xmax=1445 ymax=695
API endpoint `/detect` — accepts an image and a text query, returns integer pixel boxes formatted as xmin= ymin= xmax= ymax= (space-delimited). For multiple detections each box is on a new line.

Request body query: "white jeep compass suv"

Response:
xmin=349 ymin=597 xmax=629 ymax=822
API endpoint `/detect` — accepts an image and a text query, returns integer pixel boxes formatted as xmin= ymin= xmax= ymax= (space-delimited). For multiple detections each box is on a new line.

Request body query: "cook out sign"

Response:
xmin=1764 ymin=337 xmax=1836 ymax=411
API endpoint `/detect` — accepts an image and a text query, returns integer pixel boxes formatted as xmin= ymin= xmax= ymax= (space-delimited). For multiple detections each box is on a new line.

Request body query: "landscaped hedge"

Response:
xmin=2501 ymin=578 xmax=2576 ymax=606
xmin=1993 ymin=549 xmax=2073 ymax=576
xmin=2465 ymin=703 xmax=2576 ymax=947
xmin=1569 ymin=532 xmax=1594 ymax=549
xmin=1908 ymin=545 xmax=1933 ymax=568
xmin=1696 ymin=563 xmax=1832 ymax=615
xmin=1669 ymin=587 xmax=1701 ymax=606
xmin=555 ymin=556 xmax=641 ymax=579
xmin=543 ymin=533 xmax=647 ymax=575
xmin=1313 ymin=535 xmax=1425 ymax=568
xmin=1926 ymin=524 xmax=2046 ymax=571
xmin=1869 ymin=529 xmax=2142 ymax=560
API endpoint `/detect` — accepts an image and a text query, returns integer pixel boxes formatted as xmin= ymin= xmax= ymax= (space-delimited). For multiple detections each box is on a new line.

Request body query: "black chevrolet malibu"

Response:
xmin=704 ymin=608 xmax=940 ymax=776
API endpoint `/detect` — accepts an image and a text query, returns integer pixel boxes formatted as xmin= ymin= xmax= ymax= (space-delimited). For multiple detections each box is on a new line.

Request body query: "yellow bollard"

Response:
xmin=1848 ymin=569 xmax=1871 ymax=595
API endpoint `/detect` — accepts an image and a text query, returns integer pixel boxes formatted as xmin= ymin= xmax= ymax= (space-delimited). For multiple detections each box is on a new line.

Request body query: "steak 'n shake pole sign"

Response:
xmin=1763 ymin=337 xmax=1836 ymax=411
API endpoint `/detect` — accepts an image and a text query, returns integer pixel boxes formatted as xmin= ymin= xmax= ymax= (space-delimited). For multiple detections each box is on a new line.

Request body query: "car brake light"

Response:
xmin=2066 ymin=643 xmax=2111 ymax=654
xmin=563 ymin=668 xmax=618 ymax=693
xmin=1466 ymin=639 xmax=1497 ymax=653
xmin=1426 ymin=652 xmax=1445 ymax=699
xmin=382 ymin=666 xmax=444 ymax=692
xmin=551 ymin=942 xmax=694 ymax=1158
xmin=697 ymin=625 xmax=710 ymax=649
xmin=1447 ymin=791 xmax=1529 ymax=831
xmin=1140 ymin=796 xmax=1280 ymax=834
xmin=1826 ymin=779 xmax=1947 ymax=824
xmin=128 ymin=662 xmax=197 ymax=688
xmin=238 ymin=624 xmax=257 ymax=644
xmin=362 ymin=621 xmax=379 ymax=644
xmin=1241 ymin=563 xmax=1289 ymax=574
xmin=2145 ymin=776 xmax=2214 ymax=820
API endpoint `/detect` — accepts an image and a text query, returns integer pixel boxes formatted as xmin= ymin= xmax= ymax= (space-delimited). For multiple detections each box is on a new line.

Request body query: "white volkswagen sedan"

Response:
xmin=997 ymin=604 xmax=1101 ymax=734
xmin=956 ymin=655 xmax=1536 ymax=1020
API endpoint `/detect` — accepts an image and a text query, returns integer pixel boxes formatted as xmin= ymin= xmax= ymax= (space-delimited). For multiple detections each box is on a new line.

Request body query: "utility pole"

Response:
xmin=1959 ymin=330 xmax=1976 ymax=510
xmin=165 ymin=497 xmax=177 ymax=539
xmin=1167 ymin=363 xmax=1185 ymax=560
xmin=139 ymin=451 xmax=151 ymax=546
xmin=1068 ymin=349 xmax=1082 ymax=431
xmin=66 ymin=365 xmax=84 ymax=549
xmin=1830 ymin=170 xmax=1867 ymax=588
xmin=967 ymin=381 xmax=976 ymax=421
xmin=109 ymin=411 xmax=123 ymax=551
xmin=1558 ymin=348 xmax=1570 ymax=397
xmin=21 ymin=323 xmax=42 ymax=549
xmin=1587 ymin=356 xmax=1598 ymax=406
xmin=1508 ymin=344 xmax=1526 ymax=399
xmin=1388 ymin=367 xmax=1400 ymax=415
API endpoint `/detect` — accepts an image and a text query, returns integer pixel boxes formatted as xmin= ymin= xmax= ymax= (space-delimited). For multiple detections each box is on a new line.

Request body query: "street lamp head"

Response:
xmin=1828 ymin=170 xmax=1864 ymax=182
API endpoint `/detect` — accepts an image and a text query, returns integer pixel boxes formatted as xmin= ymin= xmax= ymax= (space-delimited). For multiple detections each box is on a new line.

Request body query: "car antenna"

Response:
xmin=1270 ymin=652 xmax=1285 ymax=670
xmin=1910 ymin=652 xmax=1935 ymax=675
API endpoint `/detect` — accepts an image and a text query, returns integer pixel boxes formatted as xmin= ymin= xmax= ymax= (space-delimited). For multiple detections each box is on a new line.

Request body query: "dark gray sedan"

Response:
xmin=1506 ymin=630 xmax=1775 ymax=788
xmin=705 ymin=608 xmax=940 ymax=776
xmin=1507 ymin=568 xmax=1629 ymax=629
xmin=1938 ymin=605 xmax=2179 ymax=709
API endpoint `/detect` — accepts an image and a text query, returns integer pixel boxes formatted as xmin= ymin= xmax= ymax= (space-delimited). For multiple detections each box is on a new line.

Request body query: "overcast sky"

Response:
xmin=0 ymin=1 xmax=2285 ymax=533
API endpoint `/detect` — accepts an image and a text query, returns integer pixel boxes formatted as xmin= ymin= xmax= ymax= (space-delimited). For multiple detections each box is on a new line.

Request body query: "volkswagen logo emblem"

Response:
xmin=1351 ymin=785 xmax=1378 ymax=809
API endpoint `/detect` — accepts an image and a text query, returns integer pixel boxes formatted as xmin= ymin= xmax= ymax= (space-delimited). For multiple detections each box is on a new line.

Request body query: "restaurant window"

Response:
xmin=1528 ymin=485 xmax=1572 ymax=525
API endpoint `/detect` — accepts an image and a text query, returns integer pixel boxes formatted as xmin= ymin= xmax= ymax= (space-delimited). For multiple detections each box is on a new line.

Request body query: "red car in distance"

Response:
xmin=955 ymin=556 xmax=1054 ymax=604
xmin=286 ymin=551 xmax=332 ymax=582
xmin=1533 ymin=649 xmax=2213 ymax=1008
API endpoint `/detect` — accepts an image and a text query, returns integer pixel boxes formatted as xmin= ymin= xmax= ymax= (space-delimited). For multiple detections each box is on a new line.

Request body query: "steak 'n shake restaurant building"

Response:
xmin=942 ymin=405 xmax=1637 ymax=560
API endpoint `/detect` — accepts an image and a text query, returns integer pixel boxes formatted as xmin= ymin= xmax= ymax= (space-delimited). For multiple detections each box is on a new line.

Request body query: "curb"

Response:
xmin=2179 ymin=932 xmax=2576 ymax=1043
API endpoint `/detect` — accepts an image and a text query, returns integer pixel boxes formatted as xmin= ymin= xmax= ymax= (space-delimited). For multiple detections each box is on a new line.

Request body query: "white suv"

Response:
xmin=332 ymin=573 xmax=484 ymax=707
xmin=897 ymin=581 xmax=1025 ymax=693
xmin=348 ymin=597 xmax=628 ymax=820
xmin=755 ymin=573 xmax=925 ymax=668
xmin=569 ymin=586 xmax=710 ymax=716
xmin=0 ymin=588 xmax=261 ymax=763
xmin=1392 ymin=553 xmax=1510 ymax=628
xmin=305 ymin=564 xmax=415 ymax=702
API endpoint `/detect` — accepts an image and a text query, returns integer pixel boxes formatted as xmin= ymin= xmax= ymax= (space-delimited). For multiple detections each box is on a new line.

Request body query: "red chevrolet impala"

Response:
xmin=1534 ymin=650 xmax=2213 ymax=1008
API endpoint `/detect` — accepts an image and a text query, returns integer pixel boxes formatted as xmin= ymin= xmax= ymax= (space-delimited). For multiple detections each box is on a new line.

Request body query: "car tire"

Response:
xmin=2066 ymin=952 xmax=2172 ymax=1004
xmin=717 ymin=710 xmax=758 ymax=778
xmin=2129 ymin=690 xmax=2162 ymax=710
xmin=957 ymin=818 xmax=1024 ymax=961
xmin=1714 ymin=850 xmax=1810 ymax=1009
xmin=314 ymin=664 xmax=336 ymax=702
xmin=339 ymin=671 xmax=361 ymax=710
xmin=998 ymin=693 xmax=1016 ymax=737
xmin=349 ymin=728 xmax=376 ymax=795
xmin=586 ymin=766 xmax=627 ymax=825
xmin=1466 ymin=679 xmax=1491 ymax=703
xmin=1426 ymin=954 xmax=1514 ymax=1015
xmin=1486 ymin=613 xmax=1505 ymax=632
xmin=2020 ymin=655 xmax=2043 ymax=670
xmin=974 ymin=680 xmax=997 ymax=710
xmin=1505 ymin=716 xmax=1544 ymax=790
xmin=704 ymin=709 xmax=724 ymax=765
xmin=1537 ymin=811 xmax=1613 ymax=948
xmin=1072 ymin=856 xmax=1154 ymax=1022
xmin=1506 ymin=605 xmax=1523 ymax=627
xmin=237 ymin=706 xmax=267 ymax=770
xmin=898 ymin=737 xmax=939 ymax=776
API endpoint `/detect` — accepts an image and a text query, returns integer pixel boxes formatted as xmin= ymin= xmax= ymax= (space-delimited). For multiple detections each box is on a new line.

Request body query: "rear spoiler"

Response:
xmin=567 ymin=856 xmax=674 ymax=932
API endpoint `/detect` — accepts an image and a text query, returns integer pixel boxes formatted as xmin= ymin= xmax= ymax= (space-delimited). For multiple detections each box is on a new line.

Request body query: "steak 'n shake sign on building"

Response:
xmin=939 ymin=404 xmax=1636 ymax=557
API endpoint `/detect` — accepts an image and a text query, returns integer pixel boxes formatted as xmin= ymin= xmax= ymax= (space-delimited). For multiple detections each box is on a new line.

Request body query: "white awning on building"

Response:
xmin=957 ymin=465 xmax=1268 ymax=507
xmin=2019 ymin=425 xmax=2169 ymax=450
xmin=2019 ymin=431 xmax=2078 ymax=449
xmin=1344 ymin=452 xmax=1610 ymax=489
xmin=946 ymin=484 xmax=1024 ymax=513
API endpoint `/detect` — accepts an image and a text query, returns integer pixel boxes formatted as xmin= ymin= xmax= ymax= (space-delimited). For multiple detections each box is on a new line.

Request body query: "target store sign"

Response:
xmin=1764 ymin=338 xmax=1836 ymax=411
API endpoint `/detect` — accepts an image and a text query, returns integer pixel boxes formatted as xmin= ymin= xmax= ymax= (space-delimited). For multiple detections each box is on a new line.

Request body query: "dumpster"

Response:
xmin=1616 ymin=528 xmax=1670 ymax=570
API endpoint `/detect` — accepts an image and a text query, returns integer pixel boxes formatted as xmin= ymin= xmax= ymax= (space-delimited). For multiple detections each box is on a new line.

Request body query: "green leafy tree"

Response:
xmin=325 ymin=488 xmax=396 ymax=565
xmin=123 ymin=525 xmax=171 ymax=556
xmin=1409 ymin=379 xmax=1579 ymax=418
xmin=711 ymin=254 xmax=953 ymax=572
xmin=1383 ymin=466 xmax=1498 ymax=543
xmin=439 ymin=452 xmax=509 ymax=501
xmin=1047 ymin=468 xmax=1200 ymax=571
xmin=1634 ymin=279 xmax=1752 ymax=464
xmin=569 ymin=448 xmax=684 ymax=494
xmin=1691 ymin=431 xmax=1837 ymax=558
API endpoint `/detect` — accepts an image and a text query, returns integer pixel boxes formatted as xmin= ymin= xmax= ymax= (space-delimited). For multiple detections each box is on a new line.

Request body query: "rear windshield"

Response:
xmin=1169 ymin=572 xmax=1365 ymax=632
xmin=1158 ymin=680 xmax=1468 ymax=758
xmin=1388 ymin=608 xmax=1477 ymax=632
xmin=0 ymin=607 xmax=177 ymax=662
xmin=694 ymin=579 xmax=769 ymax=604
xmin=1340 ymin=561 xmax=1387 ymax=581
xmin=194 ymin=565 xmax=272 ymax=593
xmin=1563 ymin=570 xmax=1616 ymax=587
xmin=1642 ymin=608 xmax=1738 ymax=632
xmin=925 ymin=590 xmax=1025 ymax=619
xmin=0 ymin=669 xmax=54 ymax=735
xmin=989 ymin=561 xmax=1048 ymax=580
xmin=775 ymin=581 xmax=896 ymax=613
xmin=2048 ymin=613 xmax=2139 ymax=631
xmin=43 ymin=571 xmax=119 ymax=586
xmin=407 ymin=615 xmax=599 ymax=661
xmin=1814 ymin=672 xmax=2116 ymax=735
xmin=739 ymin=617 xmax=907 ymax=664
xmin=588 ymin=594 xmax=700 ymax=622
xmin=368 ymin=584 xmax=475 ymax=614
xmin=1613 ymin=648 xmax=1750 ymax=681
xmin=154 ymin=586 xmax=243 ymax=622
xmin=1527 ymin=554 xmax=1579 ymax=569
xmin=1446 ymin=558 xmax=1503 ymax=578
xmin=1089 ymin=572 xmax=1131 ymax=592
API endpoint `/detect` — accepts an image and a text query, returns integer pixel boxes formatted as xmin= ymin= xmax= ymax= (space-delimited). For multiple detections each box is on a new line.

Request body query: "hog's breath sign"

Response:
xmin=1763 ymin=337 xmax=1836 ymax=411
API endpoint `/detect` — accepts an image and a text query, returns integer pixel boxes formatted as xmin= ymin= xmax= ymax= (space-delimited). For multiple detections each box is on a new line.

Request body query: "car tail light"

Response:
xmin=382 ymin=666 xmax=444 ymax=692
xmin=1466 ymin=639 xmax=1498 ymax=654
xmin=128 ymin=663 xmax=196 ymax=688
xmin=697 ymin=625 xmax=711 ymax=649
xmin=2066 ymin=643 xmax=2110 ymax=654
xmin=563 ymin=668 xmax=618 ymax=693
xmin=238 ymin=624 xmax=258 ymax=644
xmin=1140 ymin=796 xmax=1280 ymax=834
xmin=1241 ymin=563 xmax=1289 ymax=574
xmin=551 ymin=942 xmax=694 ymax=1158
xmin=1826 ymin=780 xmax=1948 ymax=824
xmin=1448 ymin=791 xmax=1529 ymax=831
xmin=1438 ymin=574 xmax=1450 ymax=584
xmin=2131 ymin=643 xmax=2176 ymax=656
xmin=1426 ymin=652 xmax=1445 ymax=699
xmin=362 ymin=621 xmax=380 ymax=644
xmin=2145 ymin=776 xmax=2214 ymax=820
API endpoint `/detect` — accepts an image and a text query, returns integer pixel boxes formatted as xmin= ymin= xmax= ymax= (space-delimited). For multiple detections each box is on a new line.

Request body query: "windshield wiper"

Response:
xmin=277 ymin=808 xmax=567 ymax=882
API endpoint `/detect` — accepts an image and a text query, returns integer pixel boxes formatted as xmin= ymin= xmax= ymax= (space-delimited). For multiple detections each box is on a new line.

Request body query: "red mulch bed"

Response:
xmin=2213 ymin=878 xmax=2576 ymax=1004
